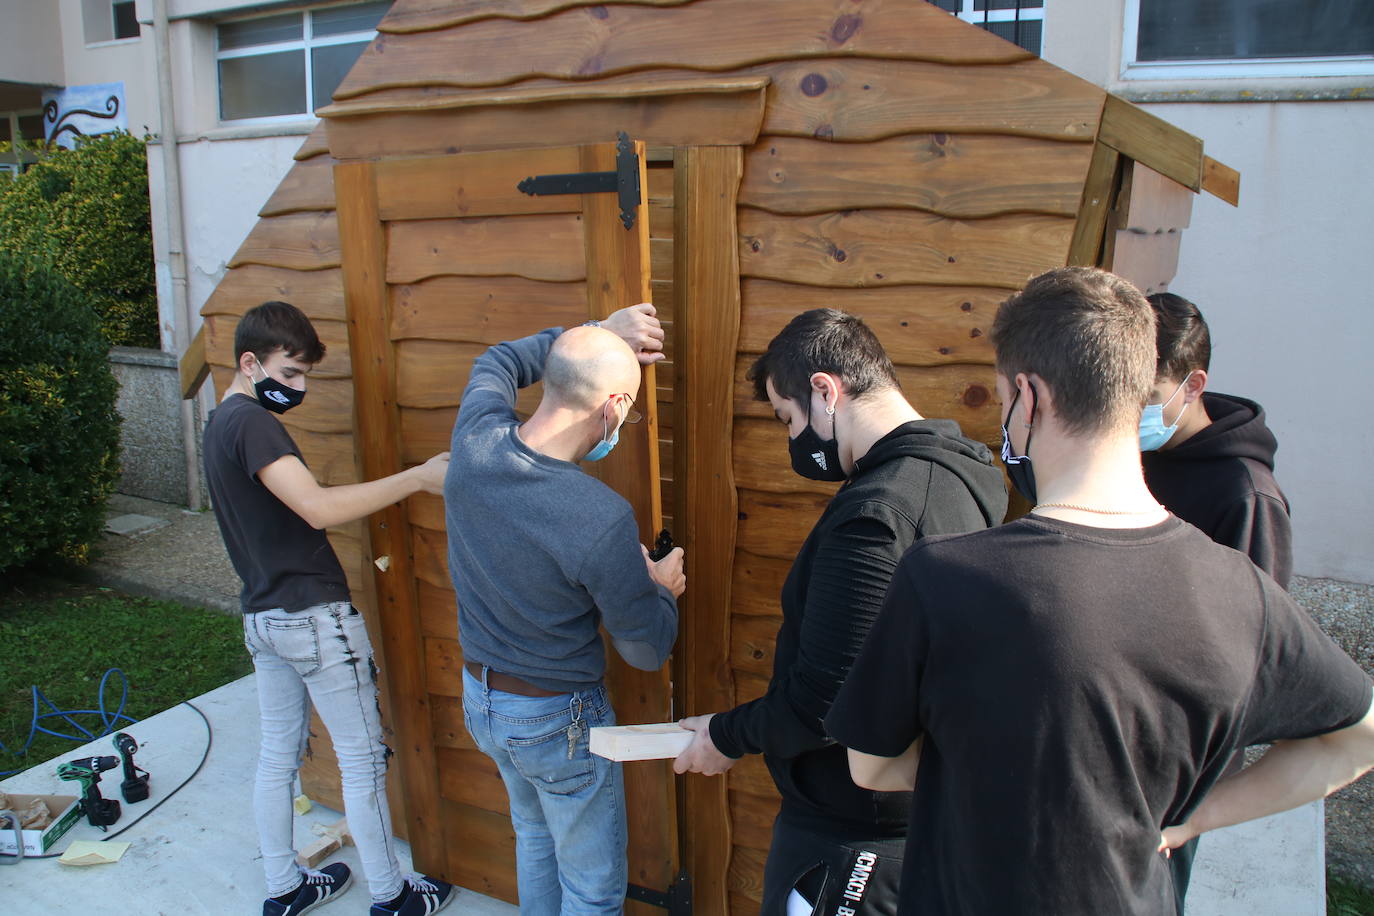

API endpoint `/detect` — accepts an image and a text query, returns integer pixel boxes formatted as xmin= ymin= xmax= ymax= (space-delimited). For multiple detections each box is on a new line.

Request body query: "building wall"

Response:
xmin=0 ymin=1 xmax=65 ymax=86
xmin=53 ymin=0 xmax=159 ymax=132
xmin=1042 ymin=0 xmax=1374 ymax=585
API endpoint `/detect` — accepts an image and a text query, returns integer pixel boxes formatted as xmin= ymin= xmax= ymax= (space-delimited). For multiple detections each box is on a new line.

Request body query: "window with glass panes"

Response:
xmin=1126 ymin=0 xmax=1374 ymax=78
xmin=928 ymin=0 xmax=1043 ymax=56
xmin=216 ymin=1 xmax=390 ymax=122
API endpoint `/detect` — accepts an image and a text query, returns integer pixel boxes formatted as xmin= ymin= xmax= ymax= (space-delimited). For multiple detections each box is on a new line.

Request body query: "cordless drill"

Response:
xmin=113 ymin=732 xmax=150 ymax=803
xmin=56 ymin=756 xmax=121 ymax=830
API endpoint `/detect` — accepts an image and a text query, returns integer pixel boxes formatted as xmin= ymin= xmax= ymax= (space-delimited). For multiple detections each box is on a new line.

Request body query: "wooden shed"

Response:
xmin=179 ymin=1 xmax=1239 ymax=911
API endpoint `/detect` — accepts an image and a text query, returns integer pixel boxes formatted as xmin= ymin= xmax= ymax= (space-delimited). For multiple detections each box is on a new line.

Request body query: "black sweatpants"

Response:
xmin=760 ymin=817 xmax=906 ymax=916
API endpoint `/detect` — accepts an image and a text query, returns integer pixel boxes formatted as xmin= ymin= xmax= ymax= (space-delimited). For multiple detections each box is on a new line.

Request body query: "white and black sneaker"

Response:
xmin=369 ymin=873 xmax=455 ymax=916
xmin=263 ymin=863 xmax=353 ymax=916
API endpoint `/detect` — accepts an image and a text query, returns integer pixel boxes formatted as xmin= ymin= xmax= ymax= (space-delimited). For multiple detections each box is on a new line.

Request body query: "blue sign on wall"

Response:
xmin=41 ymin=82 xmax=128 ymax=149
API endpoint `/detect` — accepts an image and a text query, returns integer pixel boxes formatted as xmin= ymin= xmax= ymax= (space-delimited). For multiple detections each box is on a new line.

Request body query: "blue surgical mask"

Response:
xmin=1138 ymin=374 xmax=1191 ymax=452
xmin=582 ymin=399 xmax=626 ymax=462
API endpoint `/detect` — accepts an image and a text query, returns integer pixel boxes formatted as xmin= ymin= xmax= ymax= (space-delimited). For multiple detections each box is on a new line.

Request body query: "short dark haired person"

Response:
xmin=825 ymin=269 xmax=1374 ymax=915
xmin=672 ymin=309 xmax=1007 ymax=915
xmin=203 ymin=301 xmax=455 ymax=916
xmin=1141 ymin=292 xmax=1295 ymax=911
xmin=1141 ymin=292 xmax=1292 ymax=585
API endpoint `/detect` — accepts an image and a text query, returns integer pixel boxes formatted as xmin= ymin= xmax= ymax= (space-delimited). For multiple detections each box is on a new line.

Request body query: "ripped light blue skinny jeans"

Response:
xmin=244 ymin=602 xmax=404 ymax=902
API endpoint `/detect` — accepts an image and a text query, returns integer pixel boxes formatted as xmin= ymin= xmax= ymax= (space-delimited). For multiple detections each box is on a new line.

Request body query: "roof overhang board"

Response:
xmin=1098 ymin=95 xmax=1239 ymax=207
xmin=318 ymin=77 xmax=771 ymax=159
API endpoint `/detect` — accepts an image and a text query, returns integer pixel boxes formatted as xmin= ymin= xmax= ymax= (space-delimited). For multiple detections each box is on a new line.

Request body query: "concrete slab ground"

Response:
xmin=1 ymin=676 xmax=515 ymax=916
xmin=65 ymin=494 xmax=1330 ymax=913
xmin=1 ymin=673 xmax=1323 ymax=915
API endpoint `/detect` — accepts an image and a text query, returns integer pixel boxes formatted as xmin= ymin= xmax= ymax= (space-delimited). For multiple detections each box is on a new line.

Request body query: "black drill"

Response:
xmin=56 ymin=756 xmax=121 ymax=830
xmin=113 ymin=732 xmax=150 ymax=803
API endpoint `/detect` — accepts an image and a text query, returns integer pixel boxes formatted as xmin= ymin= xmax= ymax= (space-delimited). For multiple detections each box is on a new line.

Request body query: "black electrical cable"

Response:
xmin=0 ymin=700 xmax=213 ymax=860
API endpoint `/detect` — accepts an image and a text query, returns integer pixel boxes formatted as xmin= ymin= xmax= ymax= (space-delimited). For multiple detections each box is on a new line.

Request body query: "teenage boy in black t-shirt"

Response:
xmin=826 ymin=268 xmax=1374 ymax=915
xmin=671 ymin=309 xmax=1007 ymax=915
xmin=1140 ymin=292 xmax=1293 ymax=911
xmin=203 ymin=301 xmax=455 ymax=916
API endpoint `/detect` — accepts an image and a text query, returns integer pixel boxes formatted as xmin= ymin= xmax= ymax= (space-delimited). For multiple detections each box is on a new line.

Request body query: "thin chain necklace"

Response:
xmin=1033 ymin=502 xmax=1165 ymax=515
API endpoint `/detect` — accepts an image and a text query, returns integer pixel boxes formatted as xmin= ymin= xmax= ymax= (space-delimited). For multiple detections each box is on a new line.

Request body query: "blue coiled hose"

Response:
xmin=0 ymin=668 xmax=138 ymax=776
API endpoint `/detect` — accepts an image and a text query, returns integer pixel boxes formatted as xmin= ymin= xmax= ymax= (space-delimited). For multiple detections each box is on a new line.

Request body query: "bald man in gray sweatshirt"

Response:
xmin=445 ymin=304 xmax=685 ymax=915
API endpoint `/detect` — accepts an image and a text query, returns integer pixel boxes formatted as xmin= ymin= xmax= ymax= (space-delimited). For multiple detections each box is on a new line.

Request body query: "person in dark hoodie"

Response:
xmin=1141 ymin=292 xmax=1294 ymax=912
xmin=1139 ymin=292 xmax=1292 ymax=587
xmin=672 ymin=308 xmax=1007 ymax=916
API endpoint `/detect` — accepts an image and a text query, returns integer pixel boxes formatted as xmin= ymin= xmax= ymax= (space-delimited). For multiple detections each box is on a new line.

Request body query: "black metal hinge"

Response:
xmin=626 ymin=870 xmax=692 ymax=915
xmin=516 ymin=131 xmax=641 ymax=230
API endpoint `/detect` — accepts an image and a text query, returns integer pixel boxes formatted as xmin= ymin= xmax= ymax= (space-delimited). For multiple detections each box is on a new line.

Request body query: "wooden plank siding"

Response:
xmin=336 ymin=0 xmax=1031 ymax=99
xmin=676 ymin=144 xmax=745 ymax=916
xmin=740 ymin=134 xmax=1094 ymax=218
xmin=380 ymin=0 xmax=696 ymax=34
xmin=334 ymin=160 xmax=449 ymax=875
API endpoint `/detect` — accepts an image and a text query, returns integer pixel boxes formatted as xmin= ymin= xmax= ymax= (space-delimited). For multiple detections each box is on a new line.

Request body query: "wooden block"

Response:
xmin=589 ymin=723 xmax=694 ymax=761
xmin=295 ymin=835 xmax=340 ymax=868
xmin=312 ymin=817 xmax=354 ymax=846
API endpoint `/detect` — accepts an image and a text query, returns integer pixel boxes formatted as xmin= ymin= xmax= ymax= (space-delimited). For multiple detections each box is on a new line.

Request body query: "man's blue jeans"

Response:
xmin=462 ymin=666 xmax=627 ymax=915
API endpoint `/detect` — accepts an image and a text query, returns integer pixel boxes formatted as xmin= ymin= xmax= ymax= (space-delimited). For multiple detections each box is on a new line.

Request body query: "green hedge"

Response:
xmin=0 ymin=132 xmax=157 ymax=349
xmin=0 ymin=252 xmax=121 ymax=571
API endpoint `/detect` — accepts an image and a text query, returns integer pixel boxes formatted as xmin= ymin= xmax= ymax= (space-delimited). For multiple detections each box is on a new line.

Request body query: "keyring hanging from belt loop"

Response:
xmin=570 ymin=694 xmax=583 ymax=726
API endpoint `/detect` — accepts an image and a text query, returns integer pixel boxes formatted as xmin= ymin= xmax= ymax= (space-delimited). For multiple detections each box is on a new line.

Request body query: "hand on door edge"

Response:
xmin=602 ymin=303 xmax=666 ymax=365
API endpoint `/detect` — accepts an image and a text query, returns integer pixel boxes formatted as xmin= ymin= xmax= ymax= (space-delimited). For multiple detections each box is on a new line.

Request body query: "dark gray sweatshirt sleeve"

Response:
xmin=580 ymin=507 xmax=678 ymax=670
xmin=455 ymin=328 xmax=562 ymax=429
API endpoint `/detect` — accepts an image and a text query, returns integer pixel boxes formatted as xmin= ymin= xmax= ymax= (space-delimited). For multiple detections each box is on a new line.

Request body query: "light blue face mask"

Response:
xmin=1138 ymin=374 xmax=1192 ymax=452
xmin=582 ymin=399 xmax=626 ymax=462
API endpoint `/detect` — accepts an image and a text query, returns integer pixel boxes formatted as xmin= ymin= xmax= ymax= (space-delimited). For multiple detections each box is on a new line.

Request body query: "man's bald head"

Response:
xmin=543 ymin=326 xmax=642 ymax=410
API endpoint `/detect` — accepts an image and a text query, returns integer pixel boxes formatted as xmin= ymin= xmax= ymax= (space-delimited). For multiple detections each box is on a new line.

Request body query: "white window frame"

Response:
xmin=215 ymin=2 xmax=382 ymax=126
xmin=1121 ymin=0 xmax=1374 ymax=81
xmin=944 ymin=1 xmax=1045 ymax=54
xmin=82 ymin=0 xmax=141 ymax=46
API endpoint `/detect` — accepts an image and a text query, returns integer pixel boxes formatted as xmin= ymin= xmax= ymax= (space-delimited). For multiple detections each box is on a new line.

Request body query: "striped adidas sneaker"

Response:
xmin=369 ymin=873 xmax=455 ymax=916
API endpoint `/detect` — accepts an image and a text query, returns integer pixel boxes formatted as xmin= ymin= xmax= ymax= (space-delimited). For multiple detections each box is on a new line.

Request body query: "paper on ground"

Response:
xmin=590 ymin=723 xmax=693 ymax=761
xmin=59 ymin=841 xmax=130 ymax=866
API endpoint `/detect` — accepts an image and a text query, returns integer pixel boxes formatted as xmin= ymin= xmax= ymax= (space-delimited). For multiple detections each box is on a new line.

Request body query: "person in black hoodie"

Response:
xmin=1140 ymin=293 xmax=1294 ymax=913
xmin=1139 ymin=292 xmax=1292 ymax=587
xmin=671 ymin=308 xmax=1007 ymax=916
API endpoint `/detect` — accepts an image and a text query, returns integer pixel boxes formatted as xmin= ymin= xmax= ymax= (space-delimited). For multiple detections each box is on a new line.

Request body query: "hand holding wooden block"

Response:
xmin=590 ymin=723 xmax=694 ymax=761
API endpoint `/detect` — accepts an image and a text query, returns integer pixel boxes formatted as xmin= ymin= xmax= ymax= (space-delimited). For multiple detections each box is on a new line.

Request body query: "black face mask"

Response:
xmin=788 ymin=400 xmax=846 ymax=482
xmin=1000 ymin=384 xmax=1037 ymax=505
xmin=253 ymin=364 xmax=305 ymax=415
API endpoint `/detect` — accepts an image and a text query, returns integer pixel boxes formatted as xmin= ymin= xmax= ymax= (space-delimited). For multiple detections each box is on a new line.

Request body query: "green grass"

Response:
xmin=0 ymin=578 xmax=251 ymax=775
xmin=1332 ymin=873 xmax=1374 ymax=916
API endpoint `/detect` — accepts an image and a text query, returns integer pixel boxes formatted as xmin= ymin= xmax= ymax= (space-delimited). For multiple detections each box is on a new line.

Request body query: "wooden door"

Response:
xmin=333 ymin=137 xmax=676 ymax=907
